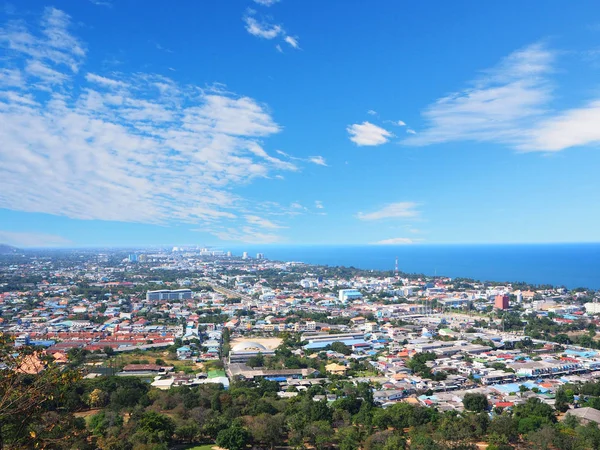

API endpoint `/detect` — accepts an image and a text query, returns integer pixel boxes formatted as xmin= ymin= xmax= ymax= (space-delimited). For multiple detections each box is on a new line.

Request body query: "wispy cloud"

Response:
xmin=372 ymin=237 xmax=416 ymax=245
xmin=357 ymin=202 xmax=419 ymax=221
xmin=284 ymin=35 xmax=299 ymax=49
xmin=244 ymin=16 xmax=282 ymax=39
xmin=85 ymin=72 xmax=127 ymax=88
xmin=89 ymin=0 xmax=112 ymax=7
xmin=243 ymin=10 xmax=299 ymax=51
xmin=315 ymin=200 xmax=324 ymax=209
xmin=308 ymin=155 xmax=327 ymax=166
xmin=1 ymin=7 xmax=86 ymax=72
xmin=347 ymin=121 xmax=392 ymax=146
xmin=0 ymin=230 xmax=71 ymax=247
xmin=0 ymin=7 xmax=308 ymax=234
xmin=206 ymin=226 xmax=284 ymax=244
xmin=153 ymin=42 xmax=174 ymax=53
xmin=254 ymin=0 xmax=280 ymax=5
xmin=522 ymin=101 xmax=600 ymax=151
xmin=405 ymin=43 xmax=554 ymax=148
xmin=276 ymin=150 xmax=327 ymax=166
xmin=245 ymin=215 xmax=285 ymax=229
xmin=403 ymin=42 xmax=600 ymax=152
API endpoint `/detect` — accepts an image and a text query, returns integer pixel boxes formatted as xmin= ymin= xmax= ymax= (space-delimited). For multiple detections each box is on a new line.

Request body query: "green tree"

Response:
xmin=305 ymin=420 xmax=335 ymax=450
xmin=246 ymin=413 xmax=285 ymax=450
xmin=463 ymin=393 xmax=489 ymax=412
xmin=330 ymin=342 xmax=352 ymax=356
xmin=554 ymin=387 xmax=571 ymax=413
xmin=337 ymin=426 xmax=361 ymax=450
xmin=216 ymin=426 xmax=250 ymax=450
xmin=246 ymin=352 xmax=265 ymax=368
xmin=137 ymin=411 xmax=175 ymax=443
xmin=0 ymin=334 xmax=86 ymax=449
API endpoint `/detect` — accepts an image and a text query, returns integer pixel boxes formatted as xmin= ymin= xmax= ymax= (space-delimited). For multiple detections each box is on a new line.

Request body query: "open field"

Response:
xmin=102 ymin=350 xmax=204 ymax=372
xmin=230 ymin=337 xmax=282 ymax=350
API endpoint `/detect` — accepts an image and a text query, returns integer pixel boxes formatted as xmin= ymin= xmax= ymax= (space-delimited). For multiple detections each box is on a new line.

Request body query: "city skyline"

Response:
xmin=2 ymin=1 xmax=600 ymax=247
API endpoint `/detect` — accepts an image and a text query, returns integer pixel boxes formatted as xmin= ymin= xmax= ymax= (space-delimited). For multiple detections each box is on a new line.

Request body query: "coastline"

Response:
xmin=231 ymin=243 xmax=600 ymax=289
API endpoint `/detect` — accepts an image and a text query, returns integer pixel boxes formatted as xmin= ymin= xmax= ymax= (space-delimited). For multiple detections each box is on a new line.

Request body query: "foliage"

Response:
xmin=216 ymin=426 xmax=250 ymax=450
xmin=463 ymin=393 xmax=489 ymax=412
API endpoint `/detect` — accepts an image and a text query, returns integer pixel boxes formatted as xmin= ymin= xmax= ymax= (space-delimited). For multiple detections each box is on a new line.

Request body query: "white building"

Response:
xmin=339 ymin=289 xmax=363 ymax=302
xmin=585 ymin=302 xmax=600 ymax=315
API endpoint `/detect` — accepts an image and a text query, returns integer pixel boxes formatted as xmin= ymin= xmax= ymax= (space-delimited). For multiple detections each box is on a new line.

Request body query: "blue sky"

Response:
xmin=1 ymin=0 xmax=600 ymax=247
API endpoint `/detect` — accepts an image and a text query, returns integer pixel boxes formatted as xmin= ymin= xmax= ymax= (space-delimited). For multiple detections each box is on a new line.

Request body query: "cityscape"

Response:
xmin=2 ymin=246 xmax=600 ymax=448
xmin=2 ymin=0 xmax=600 ymax=449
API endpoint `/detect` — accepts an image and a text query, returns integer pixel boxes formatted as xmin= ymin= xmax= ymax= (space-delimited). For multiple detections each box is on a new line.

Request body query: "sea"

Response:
xmin=234 ymin=244 xmax=600 ymax=290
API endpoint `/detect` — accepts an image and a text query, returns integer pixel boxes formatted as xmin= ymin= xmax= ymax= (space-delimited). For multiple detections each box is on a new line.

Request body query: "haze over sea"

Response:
xmin=236 ymin=244 xmax=600 ymax=290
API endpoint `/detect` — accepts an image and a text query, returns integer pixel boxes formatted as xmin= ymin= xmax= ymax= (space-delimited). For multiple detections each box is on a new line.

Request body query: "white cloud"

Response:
xmin=245 ymin=215 xmax=285 ymax=229
xmin=284 ymin=35 xmax=299 ymax=49
xmin=25 ymin=60 xmax=68 ymax=84
xmin=244 ymin=16 xmax=282 ymax=39
xmin=357 ymin=202 xmax=419 ymax=221
xmin=0 ymin=7 xmax=305 ymax=231
xmin=0 ymin=68 xmax=25 ymax=88
xmin=85 ymin=72 xmax=127 ymax=88
xmin=308 ymin=155 xmax=327 ymax=166
xmin=89 ymin=0 xmax=112 ymax=6
xmin=404 ymin=43 xmax=557 ymax=148
xmin=521 ymin=100 xmax=600 ymax=151
xmin=208 ymin=226 xmax=284 ymax=244
xmin=276 ymin=150 xmax=327 ymax=166
xmin=315 ymin=200 xmax=324 ymax=209
xmin=254 ymin=0 xmax=280 ymax=5
xmin=0 ymin=7 xmax=86 ymax=73
xmin=290 ymin=202 xmax=307 ymax=211
xmin=347 ymin=121 xmax=392 ymax=146
xmin=0 ymin=230 xmax=71 ymax=247
xmin=244 ymin=11 xmax=299 ymax=51
xmin=406 ymin=128 xmax=416 ymax=134
xmin=367 ymin=110 xmax=377 ymax=115
xmin=372 ymin=237 xmax=415 ymax=245
xmin=396 ymin=120 xmax=406 ymax=126
xmin=404 ymin=42 xmax=600 ymax=152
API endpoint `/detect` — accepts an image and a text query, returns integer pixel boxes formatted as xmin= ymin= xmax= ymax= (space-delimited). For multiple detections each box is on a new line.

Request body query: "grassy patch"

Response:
xmin=207 ymin=370 xmax=226 ymax=378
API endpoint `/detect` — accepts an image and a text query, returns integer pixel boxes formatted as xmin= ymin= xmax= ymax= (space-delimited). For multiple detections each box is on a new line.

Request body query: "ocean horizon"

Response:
xmin=233 ymin=243 xmax=600 ymax=290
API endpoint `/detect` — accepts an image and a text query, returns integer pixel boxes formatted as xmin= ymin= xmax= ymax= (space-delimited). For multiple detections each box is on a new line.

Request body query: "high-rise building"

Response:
xmin=495 ymin=294 xmax=510 ymax=310
xmin=128 ymin=254 xmax=138 ymax=262
xmin=146 ymin=289 xmax=193 ymax=301
xmin=256 ymin=253 xmax=264 ymax=259
xmin=242 ymin=252 xmax=248 ymax=259
xmin=226 ymin=251 xmax=232 ymax=257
